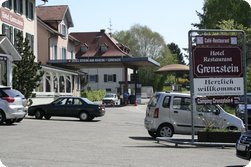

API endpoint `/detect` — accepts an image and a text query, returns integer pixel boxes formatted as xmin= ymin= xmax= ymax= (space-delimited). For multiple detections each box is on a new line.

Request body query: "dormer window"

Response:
xmin=100 ymin=43 xmax=108 ymax=53
xmin=80 ymin=43 xmax=88 ymax=53
xmin=61 ymin=24 xmax=67 ymax=36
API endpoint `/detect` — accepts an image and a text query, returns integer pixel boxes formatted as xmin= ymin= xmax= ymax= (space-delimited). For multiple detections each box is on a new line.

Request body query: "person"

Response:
xmin=123 ymin=91 xmax=129 ymax=105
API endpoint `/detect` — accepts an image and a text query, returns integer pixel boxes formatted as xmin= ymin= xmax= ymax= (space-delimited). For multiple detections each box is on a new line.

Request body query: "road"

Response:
xmin=0 ymin=104 xmax=249 ymax=167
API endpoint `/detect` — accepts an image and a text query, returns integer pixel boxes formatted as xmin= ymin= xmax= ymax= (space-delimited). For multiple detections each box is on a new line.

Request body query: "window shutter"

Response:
xmin=13 ymin=0 xmax=16 ymax=12
xmin=25 ymin=0 xmax=28 ymax=17
xmin=104 ymin=74 xmax=107 ymax=82
xmin=113 ymin=74 xmax=116 ymax=82
xmin=20 ymin=0 xmax=23 ymax=15
xmin=96 ymin=75 xmax=98 ymax=82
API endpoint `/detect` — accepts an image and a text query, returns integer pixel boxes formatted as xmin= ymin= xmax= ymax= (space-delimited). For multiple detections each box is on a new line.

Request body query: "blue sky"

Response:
xmin=39 ymin=0 xmax=204 ymax=51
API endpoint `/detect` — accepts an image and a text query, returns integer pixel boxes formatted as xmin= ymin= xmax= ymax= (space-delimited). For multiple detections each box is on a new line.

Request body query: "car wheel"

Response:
xmin=148 ymin=131 xmax=157 ymax=138
xmin=44 ymin=114 xmax=51 ymax=120
xmin=34 ymin=110 xmax=43 ymax=119
xmin=5 ymin=119 xmax=15 ymax=125
xmin=0 ymin=111 xmax=6 ymax=124
xmin=157 ymin=124 xmax=174 ymax=137
xmin=79 ymin=112 xmax=89 ymax=121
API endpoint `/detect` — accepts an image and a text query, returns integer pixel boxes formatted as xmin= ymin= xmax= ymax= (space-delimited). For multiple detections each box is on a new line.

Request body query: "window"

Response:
xmin=45 ymin=75 xmax=51 ymax=92
xmin=53 ymin=45 xmax=58 ymax=60
xmin=14 ymin=28 xmax=22 ymax=48
xmin=2 ymin=0 xmax=12 ymax=10
xmin=14 ymin=0 xmax=23 ymax=14
xmin=104 ymin=74 xmax=116 ymax=82
xmin=61 ymin=24 xmax=67 ymax=36
xmin=26 ymin=33 xmax=34 ymax=52
xmin=25 ymin=0 xmax=34 ymax=20
xmin=162 ymin=96 xmax=171 ymax=108
xmin=62 ymin=47 xmax=66 ymax=59
xmin=73 ymin=98 xmax=82 ymax=105
xmin=173 ymin=97 xmax=191 ymax=110
xmin=89 ymin=75 xmax=98 ymax=82
xmin=71 ymin=50 xmax=74 ymax=59
xmin=106 ymin=88 xmax=111 ymax=92
xmin=2 ymin=24 xmax=13 ymax=43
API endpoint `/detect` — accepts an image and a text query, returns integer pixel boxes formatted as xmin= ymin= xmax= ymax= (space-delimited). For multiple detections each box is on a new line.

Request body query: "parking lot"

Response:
xmin=0 ymin=104 xmax=249 ymax=167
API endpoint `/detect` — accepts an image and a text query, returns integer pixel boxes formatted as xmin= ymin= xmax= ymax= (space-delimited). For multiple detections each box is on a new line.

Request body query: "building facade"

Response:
xmin=34 ymin=5 xmax=82 ymax=104
xmin=0 ymin=0 xmax=39 ymax=87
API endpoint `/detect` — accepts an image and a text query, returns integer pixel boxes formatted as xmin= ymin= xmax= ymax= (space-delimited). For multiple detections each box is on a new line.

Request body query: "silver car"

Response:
xmin=0 ymin=87 xmax=26 ymax=124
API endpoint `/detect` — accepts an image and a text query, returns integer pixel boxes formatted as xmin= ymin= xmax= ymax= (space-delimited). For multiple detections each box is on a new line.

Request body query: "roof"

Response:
xmin=70 ymin=30 xmax=131 ymax=58
xmin=0 ymin=35 xmax=21 ymax=61
xmin=156 ymin=64 xmax=189 ymax=73
xmin=36 ymin=5 xmax=74 ymax=27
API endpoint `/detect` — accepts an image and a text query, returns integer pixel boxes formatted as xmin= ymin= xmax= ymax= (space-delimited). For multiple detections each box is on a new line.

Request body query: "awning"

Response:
xmin=0 ymin=35 xmax=21 ymax=61
xmin=48 ymin=57 xmax=160 ymax=70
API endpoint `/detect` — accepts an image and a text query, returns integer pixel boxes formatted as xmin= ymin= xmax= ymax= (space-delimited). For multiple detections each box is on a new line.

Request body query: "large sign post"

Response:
xmin=188 ymin=30 xmax=246 ymax=142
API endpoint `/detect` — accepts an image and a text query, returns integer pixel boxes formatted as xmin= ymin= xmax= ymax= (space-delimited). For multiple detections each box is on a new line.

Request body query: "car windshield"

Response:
xmin=2 ymin=89 xmax=25 ymax=98
xmin=105 ymin=94 xmax=115 ymax=98
xmin=148 ymin=94 xmax=160 ymax=107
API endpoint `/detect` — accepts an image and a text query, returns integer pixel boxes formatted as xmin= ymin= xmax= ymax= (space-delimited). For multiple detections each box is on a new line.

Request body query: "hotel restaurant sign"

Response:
xmin=0 ymin=8 xmax=24 ymax=29
xmin=192 ymin=35 xmax=244 ymax=104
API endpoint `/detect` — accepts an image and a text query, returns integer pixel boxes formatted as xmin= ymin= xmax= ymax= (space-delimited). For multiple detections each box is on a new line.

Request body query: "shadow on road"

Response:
xmin=129 ymin=136 xmax=155 ymax=141
xmin=25 ymin=117 xmax=101 ymax=122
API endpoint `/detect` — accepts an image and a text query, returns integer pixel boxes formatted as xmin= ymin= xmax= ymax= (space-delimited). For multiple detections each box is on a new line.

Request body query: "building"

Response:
xmin=50 ymin=29 xmax=159 ymax=96
xmin=34 ymin=5 xmax=83 ymax=104
xmin=0 ymin=0 xmax=44 ymax=87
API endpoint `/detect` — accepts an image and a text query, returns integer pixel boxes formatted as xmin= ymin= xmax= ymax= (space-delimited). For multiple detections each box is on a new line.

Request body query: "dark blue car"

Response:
xmin=28 ymin=97 xmax=105 ymax=121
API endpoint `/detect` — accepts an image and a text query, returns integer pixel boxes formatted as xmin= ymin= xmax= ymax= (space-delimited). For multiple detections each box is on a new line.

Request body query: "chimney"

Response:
xmin=100 ymin=29 xmax=105 ymax=33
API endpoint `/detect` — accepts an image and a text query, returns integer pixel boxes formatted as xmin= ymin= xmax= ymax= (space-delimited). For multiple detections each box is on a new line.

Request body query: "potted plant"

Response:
xmin=197 ymin=111 xmax=241 ymax=143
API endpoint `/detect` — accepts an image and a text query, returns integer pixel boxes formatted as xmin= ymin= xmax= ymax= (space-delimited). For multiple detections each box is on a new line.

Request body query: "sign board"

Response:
xmin=194 ymin=78 xmax=244 ymax=96
xmin=196 ymin=35 xmax=237 ymax=45
xmin=196 ymin=96 xmax=241 ymax=105
xmin=191 ymin=35 xmax=244 ymax=98
xmin=192 ymin=46 xmax=242 ymax=77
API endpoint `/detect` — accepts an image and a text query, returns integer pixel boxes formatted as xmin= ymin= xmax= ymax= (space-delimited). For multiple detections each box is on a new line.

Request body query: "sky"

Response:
xmin=38 ymin=0 xmax=205 ymax=51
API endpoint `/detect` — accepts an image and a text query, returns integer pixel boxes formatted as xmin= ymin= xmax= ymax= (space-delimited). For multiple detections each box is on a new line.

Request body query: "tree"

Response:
xmin=193 ymin=0 xmax=251 ymax=29
xmin=113 ymin=24 xmax=176 ymax=91
xmin=114 ymin=24 xmax=166 ymax=59
xmin=167 ymin=43 xmax=185 ymax=65
xmin=12 ymin=32 xmax=44 ymax=100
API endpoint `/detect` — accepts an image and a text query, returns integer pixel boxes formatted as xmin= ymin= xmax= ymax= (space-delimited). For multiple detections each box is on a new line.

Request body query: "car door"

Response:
xmin=170 ymin=96 xmax=192 ymax=133
xmin=196 ymin=104 xmax=222 ymax=130
xmin=63 ymin=98 xmax=83 ymax=116
xmin=49 ymin=97 xmax=68 ymax=116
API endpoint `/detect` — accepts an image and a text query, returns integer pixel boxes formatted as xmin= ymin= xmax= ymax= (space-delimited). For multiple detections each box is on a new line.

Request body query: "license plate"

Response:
xmin=237 ymin=144 xmax=247 ymax=151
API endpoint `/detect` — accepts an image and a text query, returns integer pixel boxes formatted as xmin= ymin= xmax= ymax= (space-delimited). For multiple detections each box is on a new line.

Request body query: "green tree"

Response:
xmin=194 ymin=0 xmax=251 ymax=29
xmin=113 ymin=24 xmax=176 ymax=91
xmin=167 ymin=43 xmax=185 ymax=65
xmin=12 ymin=32 xmax=44 ymax=100
xmin=114 ymin=24 xmax=165 ymax=59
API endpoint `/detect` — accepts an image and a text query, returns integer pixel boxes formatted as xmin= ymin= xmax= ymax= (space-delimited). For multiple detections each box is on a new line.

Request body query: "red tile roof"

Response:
xmin=36 ymin=5 xmax=73 ymax=27
xmin=70 ymin=30 xmax=131 ymax=58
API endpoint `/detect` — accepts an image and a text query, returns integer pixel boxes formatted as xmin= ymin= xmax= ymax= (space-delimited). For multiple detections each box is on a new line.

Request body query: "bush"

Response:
xmin=81 ymin=90 xmax=106 ymax=102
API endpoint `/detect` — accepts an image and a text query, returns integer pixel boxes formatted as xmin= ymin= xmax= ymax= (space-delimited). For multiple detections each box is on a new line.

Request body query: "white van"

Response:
xmin=144 ymin=92 xmax=245 ymax=138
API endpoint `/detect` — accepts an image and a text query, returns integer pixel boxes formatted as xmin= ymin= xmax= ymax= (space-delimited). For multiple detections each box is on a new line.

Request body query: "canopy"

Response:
xmin=156 ymin=64 xmax=189 ymax=73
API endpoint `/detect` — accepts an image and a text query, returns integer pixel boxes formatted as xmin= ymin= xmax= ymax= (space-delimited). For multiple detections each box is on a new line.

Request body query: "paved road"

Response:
xmin=0 ymin=104 xmax=249 ymax=167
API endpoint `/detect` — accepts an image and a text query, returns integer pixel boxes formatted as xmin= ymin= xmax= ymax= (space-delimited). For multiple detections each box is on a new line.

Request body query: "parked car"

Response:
xmin=28 ymin=97 xmax=105 ymax=121
xmin=235 ymin=93 xmax=251 ymax=128
xmin=102 ymin=93 xmax=120 ymax=106
xmin=144 ymin=92 xmax=245 ymax=138
xmin=0 ymin=86 xmax=27 ymax=124
xmin=236 ymin=131 xmax=251 ymax=160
